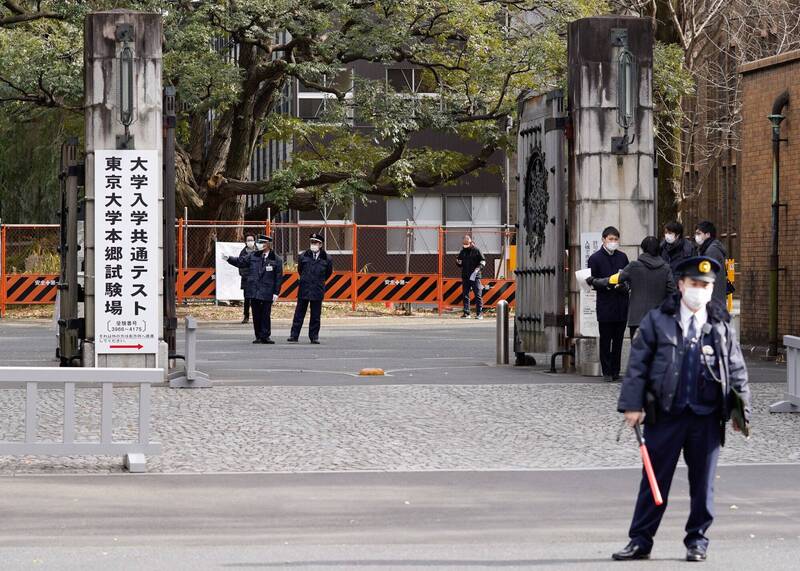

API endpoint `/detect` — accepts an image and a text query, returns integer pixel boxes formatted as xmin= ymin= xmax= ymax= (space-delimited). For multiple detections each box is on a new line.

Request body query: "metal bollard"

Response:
xmin=496 ymin=300 xmax=509 ymax=365
xmin=168 ymin=316 xmax=211 ymax=388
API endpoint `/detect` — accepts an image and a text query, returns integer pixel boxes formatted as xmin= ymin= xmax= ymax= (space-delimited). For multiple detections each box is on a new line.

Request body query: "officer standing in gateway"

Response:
xmin=613 ymin=256 xmax=750 ymax=563
xmin=288 ymin=232 xmax=333 ymax=344
xmin=223 ymin=234 xmax=283 ymax=344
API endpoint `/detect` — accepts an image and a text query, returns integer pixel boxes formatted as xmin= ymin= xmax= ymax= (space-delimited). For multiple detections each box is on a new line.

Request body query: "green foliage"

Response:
xmin=652 ymin=41 xmax=694 ymax=167
xmin=1 ymin=0 xmax=608 ymax=218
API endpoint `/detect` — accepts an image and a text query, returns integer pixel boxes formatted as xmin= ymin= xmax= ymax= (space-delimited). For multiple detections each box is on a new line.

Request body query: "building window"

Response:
xmin=386 ymin=195 xmax=441 ymax=254
xmin=445 ymin=195 xmax=502 ymax=253
xmin=297 ymin=69 xmax=354 ymax=123
xmin=298 ymin=204 xmax=354 ymax=254
xmin=386 ymin=67 xmax=437 ymax=94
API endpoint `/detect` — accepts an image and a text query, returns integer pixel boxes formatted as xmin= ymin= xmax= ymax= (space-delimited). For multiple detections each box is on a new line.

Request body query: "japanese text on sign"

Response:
xmin=94 ymin=150 xmax=160 ymax=358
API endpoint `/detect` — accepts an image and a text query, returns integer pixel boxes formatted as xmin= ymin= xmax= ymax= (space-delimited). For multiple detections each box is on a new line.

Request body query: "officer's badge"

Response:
xmin=702 ymin=345 xmax=715 ymax=356
xmin=699 ymin=260 xmax=711 ymax=274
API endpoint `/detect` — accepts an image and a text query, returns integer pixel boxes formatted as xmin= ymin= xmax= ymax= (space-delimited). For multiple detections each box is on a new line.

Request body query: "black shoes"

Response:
xmin=287 ymin=337 xmax=299 ymax=343
xmin=263 ymin=338 xmax=275 ymax=344
xmin=686 ymin=545 xmax=707 ymax=562
xmin=611 ymin=542 xmax=651 ymax=561
xmin=252 ymin=339 xmax=262 ymax=344
xmin=241 ymin=317 xmax=249 ymax=324
xmin=310 ymin=339 xmax=320 ymax=344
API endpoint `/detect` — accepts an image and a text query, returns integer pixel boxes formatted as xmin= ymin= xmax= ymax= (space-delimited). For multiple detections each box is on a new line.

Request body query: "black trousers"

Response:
xmin=251 ymin=299 xmax=272 ymax=341
xmin=598 ymin=321 xmax=626 ymax=377
xmin=462 ymin=278 xmax=483 ymax=315
xmin=628 ymin=411 xmax=721 ymax=551
xmin=291 ymin=298 xmax=322 ymax=340
xmin=243 ymin=297 xmax=251 ymax=319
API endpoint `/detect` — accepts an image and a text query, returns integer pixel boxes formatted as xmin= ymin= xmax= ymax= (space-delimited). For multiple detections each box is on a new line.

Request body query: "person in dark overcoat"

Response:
xmin=611 ymin=256 xmax=750 ymax=563
xmin=592 ymin=236 xmax=676 ymax=339
xmin=238 ymin=233 xmax=257 ymax=324
xmin=456 ymin=235 xmax=486 ymax=319
xmin=223 ymin=234 xmax=283 ymax=344
xmin=288 ymin=233 xmax=333 ymax=344
xmin=694 ymin=221 xmax=728 ymax=306
xmin=660 ymin=221 xmax=695 ymax=284
xmin=586 ymin=226 xmax=629 ymax=382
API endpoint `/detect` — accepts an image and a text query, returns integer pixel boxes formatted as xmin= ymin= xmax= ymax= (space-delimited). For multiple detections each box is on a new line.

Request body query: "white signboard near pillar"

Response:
xmin=579 ymin=232 xmax=602 ymax=338
xmin=94 ymin=150 xmax=160 ymax=362
xmin=215 ymin=242 xmax=245 ymax=301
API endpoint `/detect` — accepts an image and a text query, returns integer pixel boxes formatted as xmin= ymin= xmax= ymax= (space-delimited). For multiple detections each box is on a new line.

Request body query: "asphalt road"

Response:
xmin=1 ymin=465 xmax=798 ymax=569
xmin=0 ymin=318 xmax=787 ymax=386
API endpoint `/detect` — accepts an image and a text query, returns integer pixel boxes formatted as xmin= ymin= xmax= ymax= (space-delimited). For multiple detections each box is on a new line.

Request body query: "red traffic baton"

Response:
xmin=633 ymin=424 xmax=663 ymax=506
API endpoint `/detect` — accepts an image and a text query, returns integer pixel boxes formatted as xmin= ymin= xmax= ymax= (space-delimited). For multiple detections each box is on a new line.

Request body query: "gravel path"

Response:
xmin=1 ymin=382 xmax=797 ymax=474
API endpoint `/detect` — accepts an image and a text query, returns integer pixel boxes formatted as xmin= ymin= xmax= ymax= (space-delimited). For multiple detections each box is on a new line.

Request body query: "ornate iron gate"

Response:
xmin=514 ymin=90 xmax=567 ymax=357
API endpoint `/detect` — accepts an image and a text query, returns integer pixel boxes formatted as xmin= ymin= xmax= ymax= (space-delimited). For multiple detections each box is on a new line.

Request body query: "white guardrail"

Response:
xmin=770 ymin=336 xmax=800 ymax=413
xmin=0 ymin=367 xmax=162 ymax=471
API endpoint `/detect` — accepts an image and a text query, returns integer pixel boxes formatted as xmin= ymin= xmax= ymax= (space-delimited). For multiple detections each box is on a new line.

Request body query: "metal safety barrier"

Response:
xmin=0 ymin=367 xmax=163 ymax=472
xmin=168 ymin=316 xmax=211 ymax=389
xmin=496 ymin=299 xmax=509 ymax=365
xmin=770 ymin=335 xmax=800 ymax=413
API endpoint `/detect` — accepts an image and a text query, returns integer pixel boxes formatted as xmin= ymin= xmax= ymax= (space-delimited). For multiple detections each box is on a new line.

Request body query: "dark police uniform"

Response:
xmin=238 ymin=243 xmax=257 ymax=322
xmin=226 ymin=236 xmax=283 ymax=343
xmin=456 ymin=244 xmax=486 ymax=317
xmin=289 ymin=233 xmax=333 ymax=343
xmin=614 ymin=256 xmax=751 ymax=562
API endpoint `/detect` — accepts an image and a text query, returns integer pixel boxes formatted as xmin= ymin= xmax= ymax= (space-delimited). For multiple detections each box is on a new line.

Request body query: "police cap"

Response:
xmin=675 ymin=256 xmax=721 ymax=283
xmin=257 ymin=234 xmax=273 ymax=244
xmin=310 ymin=232 xmax=324 ymax=244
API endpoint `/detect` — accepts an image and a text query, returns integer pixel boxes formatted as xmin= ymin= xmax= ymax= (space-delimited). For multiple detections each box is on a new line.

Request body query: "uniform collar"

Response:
xmin=679 ymin=301 xmax=708 ymax=334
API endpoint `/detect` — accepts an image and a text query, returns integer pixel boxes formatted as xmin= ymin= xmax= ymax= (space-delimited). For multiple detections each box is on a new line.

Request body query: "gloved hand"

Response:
xmin=469 ymin=269 xmax=479 ymax=282
xmin=222 ymin=254 xmax=229 ymax=261
xmin=272 ymin=294 xmax=278 ymax=303
xmin=592 ymin=277 xmax=610 ymax=289
xmin=585 ymin=276 xmax=595 ymax=287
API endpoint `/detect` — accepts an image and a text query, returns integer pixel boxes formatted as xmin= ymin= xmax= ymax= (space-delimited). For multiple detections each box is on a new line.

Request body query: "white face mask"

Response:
xmin=664 ymin=233 xmax=676 ymax=245
xmin=605 ymin=242 xmax=619 ymax=252
xmin=695 ymin=234 xmax=706 ymax=246
xmin=310 ymin=244 xmax=320 ymax=253
xmin=682 ymin=285 xmax=713 ymax=311
xmin=246 ymin=240 xmax=255 ymax=248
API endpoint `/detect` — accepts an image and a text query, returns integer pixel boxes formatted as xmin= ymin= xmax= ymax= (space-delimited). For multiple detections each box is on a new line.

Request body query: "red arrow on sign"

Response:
xmin=110 ymin=344 xmax=144 ymax=350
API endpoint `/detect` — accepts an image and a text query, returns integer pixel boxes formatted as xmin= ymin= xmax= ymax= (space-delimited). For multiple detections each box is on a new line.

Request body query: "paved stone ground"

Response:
xmin=1 ymin=381 xmax=797 ymax=474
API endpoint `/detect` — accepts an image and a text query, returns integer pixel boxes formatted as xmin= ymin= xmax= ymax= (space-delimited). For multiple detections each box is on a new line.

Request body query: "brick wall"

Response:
xmin=739 ymin=53 xmax=800 ymax=343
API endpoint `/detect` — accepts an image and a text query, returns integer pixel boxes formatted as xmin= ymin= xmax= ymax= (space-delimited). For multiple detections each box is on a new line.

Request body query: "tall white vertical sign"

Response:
xmin=94 ymin=150 xmax=160 ymax=360
xmin=579 ymin=232 xmax=602 ymax=338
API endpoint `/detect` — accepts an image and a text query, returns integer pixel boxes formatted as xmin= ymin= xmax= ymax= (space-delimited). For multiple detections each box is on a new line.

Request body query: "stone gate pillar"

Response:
xmin=83 ymin=10 xmax=166 ymax=368
xmin=567 ymin=17 xmax=655 ymax=374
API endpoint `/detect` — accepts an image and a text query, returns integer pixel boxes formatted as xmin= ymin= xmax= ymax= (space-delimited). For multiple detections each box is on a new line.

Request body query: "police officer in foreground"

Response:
xmin=612 ymin=256 xmax=750 ymax=563
xmin=288 ymin=233 xmax=333 ymax=344
xmin=222 ymin=234 xmax=283 ymax=344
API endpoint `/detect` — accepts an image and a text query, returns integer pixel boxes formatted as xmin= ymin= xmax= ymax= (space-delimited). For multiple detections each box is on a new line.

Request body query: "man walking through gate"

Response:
xmin=586 ymin=226 xmax=629 ymax=382
xmin=456 ymin=235 xmax=486 ymax=319
xmin=612 ymin=256 xmax=750 ymax=563
xmin=223 ymin=234 xmax=283 ymax=344
xmin=288 ymin=233 xmax=333 ymax=344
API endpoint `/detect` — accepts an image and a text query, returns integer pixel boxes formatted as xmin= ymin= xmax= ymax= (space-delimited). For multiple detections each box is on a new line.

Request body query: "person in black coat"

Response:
xmin=288 ymin=233 xmax=333 ymax=344
xmin=223 ymin=234 xmax=283 ymax=344
xmin=593 ymin=236 xmax=676 ymax=339
xmin=660 ymin=221 xmax=695 ymax=283
xmin=456 ymin=235 xmax=486 ymax=319
xmin=694 ymin=221 xmax=728 ymax=306
xmin=586 ymin=226 xmax=629 ymax=382
xmin=612 ymin=256 xmax=750 ymax=563
xmin=238 ymin=233 xmax=258 ymax=324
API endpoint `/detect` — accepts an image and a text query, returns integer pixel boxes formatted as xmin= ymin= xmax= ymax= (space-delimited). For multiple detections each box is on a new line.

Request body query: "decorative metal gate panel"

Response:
xmin=514 ymin=90 xmax=567 ymax=356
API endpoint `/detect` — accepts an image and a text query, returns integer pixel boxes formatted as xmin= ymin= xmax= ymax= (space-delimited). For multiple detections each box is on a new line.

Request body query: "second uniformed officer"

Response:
xmin=288 ymin=233 xmax=332 ymax=344
xmin=612 ymin=256 xmax=750 ymax=563
xmin=223 ymin=234 xmax=283 ymax=344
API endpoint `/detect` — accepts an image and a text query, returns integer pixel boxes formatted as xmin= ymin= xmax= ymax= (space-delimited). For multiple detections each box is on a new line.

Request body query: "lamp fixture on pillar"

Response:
xmin=611 ymin=29 xmax=637 ymax=155
xmin=116 ymin=23 xmax=135 ymax=149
